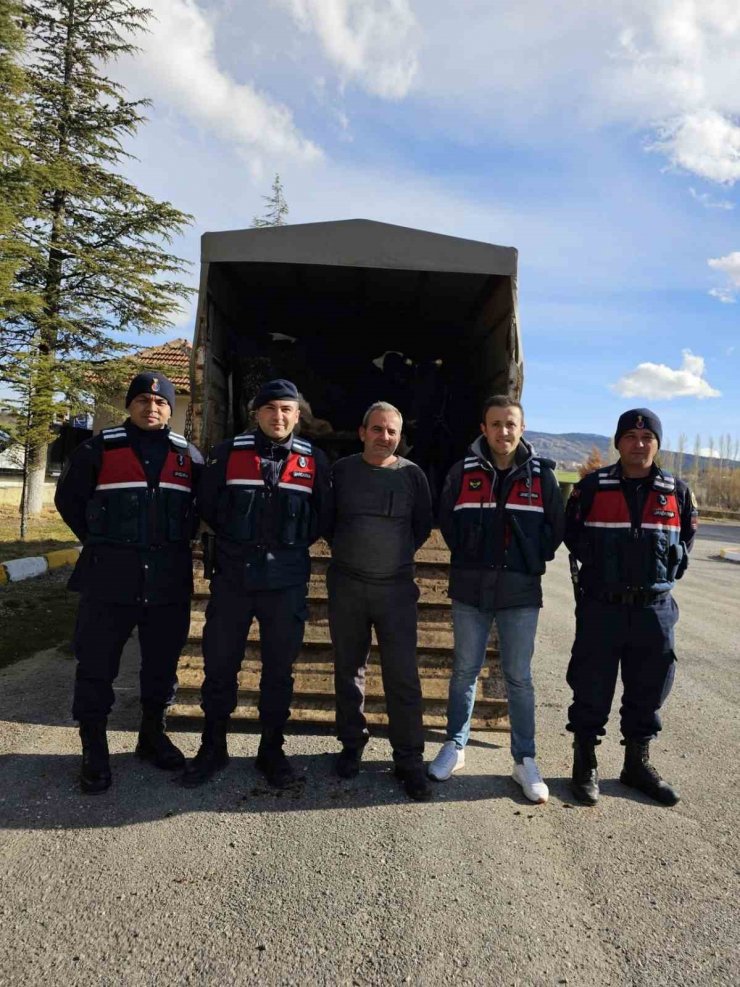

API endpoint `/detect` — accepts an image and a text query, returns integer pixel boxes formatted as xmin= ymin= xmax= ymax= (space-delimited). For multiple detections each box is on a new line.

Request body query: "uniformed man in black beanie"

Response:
xmin=56 ymin=371 xmax=203 ymax=793
xmin=183 ymin=379 xmax=332 ymax=789
xmin=564 ymin=408 xmax=698 ymax=806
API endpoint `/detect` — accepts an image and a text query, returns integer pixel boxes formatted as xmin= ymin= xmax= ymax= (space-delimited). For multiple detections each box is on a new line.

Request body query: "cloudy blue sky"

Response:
xmin=113 ymin=0 xmax=738 ymax=450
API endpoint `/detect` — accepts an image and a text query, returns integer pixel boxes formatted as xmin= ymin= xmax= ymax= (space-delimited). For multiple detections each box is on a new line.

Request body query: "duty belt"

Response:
xmin=589 ymin=590 xmax=668 ymax=606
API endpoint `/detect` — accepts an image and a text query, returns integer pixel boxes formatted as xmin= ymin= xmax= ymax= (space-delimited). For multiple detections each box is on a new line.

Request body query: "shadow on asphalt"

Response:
xmin=167 ymin=718 xmax=505 ymax=751
xmin=542 ymin=774 xmax=677 ymax=810
xmin=0 ymin=751 xmax=540 ymax=830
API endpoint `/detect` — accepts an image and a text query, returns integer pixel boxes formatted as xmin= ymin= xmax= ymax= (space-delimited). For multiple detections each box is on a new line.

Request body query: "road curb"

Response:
xmin=0 ymin=546 xmax=81 ymax=585
xmin=719 ymin=548 xmax=740 ymax=564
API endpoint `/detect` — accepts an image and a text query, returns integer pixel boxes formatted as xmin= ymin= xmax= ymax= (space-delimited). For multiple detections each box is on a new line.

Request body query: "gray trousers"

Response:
xmin=328 ymin=567 xmax=424 ymax=768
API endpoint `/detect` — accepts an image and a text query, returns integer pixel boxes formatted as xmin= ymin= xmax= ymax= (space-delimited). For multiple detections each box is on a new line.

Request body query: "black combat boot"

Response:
xmin=79 ymin=719 xmax=112 ymax=795
xmin=255 ymin=726 xmax=295 ymax=789
xmin=620 ymin=739 xmax=679 ymax=806
xmin=571 ymin=737 xmax=599 ymax=805
xmin=135 ymin=705 xmax=186 ymax=770
xmin=335 ymin=746 xmax=363 ymax=780
xmin=395 ymin=764 xmax=433 ymax=802
xmin=182 ymin=718 xmax=230 ymax=788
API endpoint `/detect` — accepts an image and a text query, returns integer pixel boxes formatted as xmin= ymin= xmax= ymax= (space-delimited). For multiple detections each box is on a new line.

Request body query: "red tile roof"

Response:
xmin=135 ymin=338 xmax=191 ymax=392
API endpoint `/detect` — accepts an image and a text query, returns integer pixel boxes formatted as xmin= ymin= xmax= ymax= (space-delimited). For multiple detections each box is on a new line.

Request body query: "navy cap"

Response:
xmin=614 ymin=408 xmax=662 ymax=448
xmin=125 ymin=372 xmax=176 ymax=412
xmin=253 ymin=378 xmax=300 ymax=410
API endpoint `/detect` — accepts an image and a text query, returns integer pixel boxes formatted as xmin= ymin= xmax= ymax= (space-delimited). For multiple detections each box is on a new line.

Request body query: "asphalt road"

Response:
xmin=692 ymin=520 xmax=740 ymax=545
xmin=0 ymin=530 xmax=738 ymax=986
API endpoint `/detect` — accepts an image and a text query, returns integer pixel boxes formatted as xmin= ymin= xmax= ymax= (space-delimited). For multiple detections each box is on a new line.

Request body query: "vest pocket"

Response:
xmin=652 ymin=532 xmax=680 ymax=584
xmin=454 ymin=510 xmax=484 ymax=560
xmin=85 ymin=499 xmax=107 ymax=536
xmin=219 ymin=487 xmax=261 ymax=542
xmin=87 ymin=492 xmax=142 ymax=542
xmin=117 ymin=491 xmax=144 ymax=543
xmin=281 ymin=492 xmax=311 ymax=545
xmin=160 ymin=489 xmax=190 ymax=542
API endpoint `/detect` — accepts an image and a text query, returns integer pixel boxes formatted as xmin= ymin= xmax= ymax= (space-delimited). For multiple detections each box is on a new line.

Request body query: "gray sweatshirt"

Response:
xmin=328 ymin=454 xmax=433 ymax=582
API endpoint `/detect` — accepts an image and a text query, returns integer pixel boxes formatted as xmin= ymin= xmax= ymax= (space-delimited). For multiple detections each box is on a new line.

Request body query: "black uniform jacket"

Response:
xmin=439 ymin=436 xmax=564 ymax=610
xmin=55 ymin=420 xmax=203 ymax=605
xmin=564 ymin=461 xmax=698 ymax=598
xmin=197 ymin=428 xmax=333 ymax=592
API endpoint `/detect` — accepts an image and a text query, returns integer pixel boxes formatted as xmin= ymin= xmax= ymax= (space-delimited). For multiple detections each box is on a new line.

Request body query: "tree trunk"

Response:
xmin=22 ymin=440 xmax=47 ymax=518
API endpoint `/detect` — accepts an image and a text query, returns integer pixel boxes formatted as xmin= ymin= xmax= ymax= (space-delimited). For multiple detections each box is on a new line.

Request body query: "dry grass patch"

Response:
xmin=0 ymin=506 xmax=77 ymax=561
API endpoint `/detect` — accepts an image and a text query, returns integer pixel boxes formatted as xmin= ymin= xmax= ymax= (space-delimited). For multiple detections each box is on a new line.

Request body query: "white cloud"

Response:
xmin=120 ymin=0 xmax=322 ymax=170
xmin=408 ymin=2 xmax=740 ymax=184
xmin=279 ymin=0 xmax=418 ymax=98
xmin=708 ymin=250 xmax=740 ymax=301
xmin=613 ymin=349 xmax=721 ymax=399
xmin=603 ymin=2 xmax=740 ymax=184
xmin=689 ymin=187 xmax=733 ymax=209
xmin=649 ymin=110 xmax=740 ymax=184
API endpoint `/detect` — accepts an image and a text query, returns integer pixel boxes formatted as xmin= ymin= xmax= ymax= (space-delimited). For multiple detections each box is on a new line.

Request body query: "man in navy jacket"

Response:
xmin=183 ymin=379 xmax=332 ymax=790
xmin=564 ymin=408 xmax=697 ymax=806
xmin=55 ymin=372 xmax=202 ymax=794
xmin=431 ymin=394 xmax=564 ymax=803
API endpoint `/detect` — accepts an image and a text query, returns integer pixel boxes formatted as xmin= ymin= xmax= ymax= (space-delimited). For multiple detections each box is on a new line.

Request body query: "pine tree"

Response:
xmin=0 ymin=0 xmax=41 ymax=312
xmin=1 ymin=1 xmax=192 ymax=523
xmin=251 ymin=173 xmax=289 ymax=228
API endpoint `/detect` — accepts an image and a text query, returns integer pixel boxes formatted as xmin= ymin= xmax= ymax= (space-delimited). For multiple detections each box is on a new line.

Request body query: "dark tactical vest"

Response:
xmin=218 ymin=432 xmax=316 ymax=547
xmin=579 ymin=468 xmax=683 ymax=592
xmin=452 ymin=457 xmax=551 ymax=575
xmin=85 ymin=427 xmax=194 ymax=547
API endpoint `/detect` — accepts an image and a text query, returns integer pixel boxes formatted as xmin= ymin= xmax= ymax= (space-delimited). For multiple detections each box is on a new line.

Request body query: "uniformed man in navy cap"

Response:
xmin=56 ymin=371 xmax=203 ymax=793
xmin=564 ymin=408 xmax=698 ymax=806
xmin=184 ymin=379 xmax=332 ymax=789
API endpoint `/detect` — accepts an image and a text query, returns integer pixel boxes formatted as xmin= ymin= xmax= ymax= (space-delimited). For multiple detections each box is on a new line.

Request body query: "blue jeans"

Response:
xmin=447 ymin=601 xmax=539 ymax=761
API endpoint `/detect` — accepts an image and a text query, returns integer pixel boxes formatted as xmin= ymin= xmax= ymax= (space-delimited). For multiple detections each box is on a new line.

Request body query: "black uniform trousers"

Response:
xmin=328 ymin=568 xmax=425 ymax=769
xmin=72 ymin=596 xmax=191 ymax=720
xmin=200 ymin=579 xmax=307 ymax=726
xmin=566 ymin=595 xmax=678 ymax=743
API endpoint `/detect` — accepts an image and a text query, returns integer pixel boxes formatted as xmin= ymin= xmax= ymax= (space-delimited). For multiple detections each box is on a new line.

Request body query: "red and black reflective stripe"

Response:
xmin=96 ymin=447 xmax=147 ymax=491
xmin=504 ymin=474 xmax=545 ymax=515
xmin=454 ymin=465 xmax=495 ymax=510
xmin=159 ymin=449 xmax=193 ymax=492
xmin=585 ymin=487 xmax=680 ymax=532
xmin=226 ymin=446 xmax=316 ymax=494
xmin=226 ymin=448 xmax=264 ymax=488
xmin=96 ymin=444 xmax=192 ymax=493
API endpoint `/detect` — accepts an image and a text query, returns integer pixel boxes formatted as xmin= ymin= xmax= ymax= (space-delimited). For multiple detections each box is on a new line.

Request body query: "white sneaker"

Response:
xmin=427 ymin=741 xmax=465 ymax=781
xmin=512 ymin=757 xmax=549 ymax=804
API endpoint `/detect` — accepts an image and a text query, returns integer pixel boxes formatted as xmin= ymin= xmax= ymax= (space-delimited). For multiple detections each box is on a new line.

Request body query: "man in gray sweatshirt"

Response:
xmin=328 ymin=401 xmax=433 ymax=801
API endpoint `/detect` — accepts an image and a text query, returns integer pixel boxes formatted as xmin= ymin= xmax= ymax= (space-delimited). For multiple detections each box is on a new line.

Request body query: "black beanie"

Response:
xmin=614 ymin=408 xmax=662 ymax=448
xmin=125 ymin=372 xmax=176 ymax=412
xmin=253 ymin=378 xmax=300 ymax=409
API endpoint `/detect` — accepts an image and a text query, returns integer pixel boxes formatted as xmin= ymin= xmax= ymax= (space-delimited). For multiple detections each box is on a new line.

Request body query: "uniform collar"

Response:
xmin=254 ymin=427 xmax=293 ymax=456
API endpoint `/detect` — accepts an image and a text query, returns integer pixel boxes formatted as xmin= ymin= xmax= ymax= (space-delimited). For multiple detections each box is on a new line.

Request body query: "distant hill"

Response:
xmin=526 ymin=431 xmax=739 ymax=473
xmin=525 ymin=431 xmax=612 ymax=469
